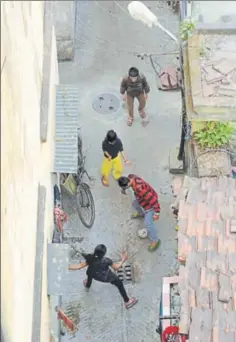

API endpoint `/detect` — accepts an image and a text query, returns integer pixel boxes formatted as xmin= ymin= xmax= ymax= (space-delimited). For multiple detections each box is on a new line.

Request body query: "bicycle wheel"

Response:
xmin=76 ymin=183 xmax=95 ymax=228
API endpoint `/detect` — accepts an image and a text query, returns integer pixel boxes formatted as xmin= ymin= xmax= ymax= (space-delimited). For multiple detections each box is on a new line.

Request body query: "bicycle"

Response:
xmin=60 ymin=128 xmax=95 ymax=229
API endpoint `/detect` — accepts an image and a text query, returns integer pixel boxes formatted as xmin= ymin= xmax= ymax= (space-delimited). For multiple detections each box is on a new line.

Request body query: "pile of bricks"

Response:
xmin=172 ymin=175 xmax=236 ymax=341
xmin=201 ymin=58 xmax=236 ymax=98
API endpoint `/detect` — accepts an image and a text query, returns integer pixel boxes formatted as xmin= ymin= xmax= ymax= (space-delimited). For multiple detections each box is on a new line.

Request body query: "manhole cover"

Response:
xmin=92 ymin=93 xmax=121 ymax=114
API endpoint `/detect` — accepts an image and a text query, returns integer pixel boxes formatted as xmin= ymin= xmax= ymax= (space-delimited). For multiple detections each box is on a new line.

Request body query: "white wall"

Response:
xmin=191 ymin=1 xmax=236 ymax=24
xmin=1 ymin=1 xmax=59 ymax=341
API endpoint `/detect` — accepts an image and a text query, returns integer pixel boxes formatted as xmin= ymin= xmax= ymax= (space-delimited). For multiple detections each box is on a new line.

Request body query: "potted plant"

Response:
xmin=192 ymin=121 xmax=234 ymax=177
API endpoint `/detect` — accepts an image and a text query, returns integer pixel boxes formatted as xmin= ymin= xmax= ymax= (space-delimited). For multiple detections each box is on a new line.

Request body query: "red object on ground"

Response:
xmin=54 ymin=207 xmax=68 ymax=233
xmin=162 ymin=326 xmax=186 ymax=342
xmin=57 ymin=308 xmax=76 ymax=332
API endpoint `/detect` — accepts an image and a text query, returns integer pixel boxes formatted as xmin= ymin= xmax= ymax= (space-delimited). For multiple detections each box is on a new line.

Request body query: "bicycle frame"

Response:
xmin=75 ymin=155 xmax=93 ymax=186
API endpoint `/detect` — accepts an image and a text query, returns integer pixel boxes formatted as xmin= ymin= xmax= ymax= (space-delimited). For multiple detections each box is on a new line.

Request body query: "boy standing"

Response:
xmin=101 ymin=130 xmax=130 ymax=187
xmin=120 ymin=67 xmax=150 ymax=126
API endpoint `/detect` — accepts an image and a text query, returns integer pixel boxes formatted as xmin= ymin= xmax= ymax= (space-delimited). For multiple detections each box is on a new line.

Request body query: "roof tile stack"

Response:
xmin=172 ymin=176 xmax=236 ymax=341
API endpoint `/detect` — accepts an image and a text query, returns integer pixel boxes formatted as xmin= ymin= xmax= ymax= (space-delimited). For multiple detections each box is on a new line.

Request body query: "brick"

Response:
xmin=218 ymin=330 xmax=235 ymax=342
xmin=172 ymin=176 xmax=184 ymax=196
xmin=230 ymin=220 xmax=236 ymax=233
xmin=177 ymin=187 xmax=189 ymax=201
xmin=227 ymin=310 xmax=236 ymax=331
xmin=197 ymin=202 xmax=208 ymax=222
xmin=225 ymin=219 xmax=231 ymax=236
xmin=217 ymin=235 xmax=227 ymax=253
xmin=205 ymin=219 xmax=214 ymax=235
xmin=213 ymin=190 xmax=225 ymax=205
xmin=213 ymin=59 xmax=236 ymax=75
xmin=202 ymin=80 xmax=215 ymax=97
xmin=228 ymin=253 xmax=236 ymax=273
xmin=195 ymin=251 xmax=207 ymax=268
xmin=218 ymin=274 xmax=231 ymax=303
xmin=200 ymin=266 xmax=207 ymax=288
xmin=207 ymin=270 xmax=218 ymax=292
xmin=182 ymin=176 xmax=200 ymax=190
xmin=163 ymin=276 xmax=179 ymax=284
xmin=233 ymin=292 xmax=236 ymax=311
xmin=205 ymin=66 xmax=223 ymax=83
xmin=189 ymin=236 xmax=197 ymax=252
xmin=201 ymin=177 xmax=208 ymax=192
xmin=212 ymin=221 xmax=224 ymax=237
xmin=212 ymin=326 xmax=219 ymax=342
xmin=188 ymin=288 xmax=196 ymax=308
xmin=178 ymin=265 xmax=188 ymax=291
xmin=196 ymin=288 xmax=210 ymax=309
xmin=178 ymin=200 xmax=187 ymax=219
xmin=188 ymin=267 xmax=200 ymax=289
xmin=217 ymin=254 xmax=228 ymax=274
xmin=178 ymin=219 xmax=187 ymax=234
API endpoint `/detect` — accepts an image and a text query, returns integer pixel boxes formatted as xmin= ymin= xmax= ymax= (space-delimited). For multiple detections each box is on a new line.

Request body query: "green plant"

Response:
xmin=193 ymin=121 xmax=234 ymax=149
xmin=179 ymin=18 xmax=195 ymax=41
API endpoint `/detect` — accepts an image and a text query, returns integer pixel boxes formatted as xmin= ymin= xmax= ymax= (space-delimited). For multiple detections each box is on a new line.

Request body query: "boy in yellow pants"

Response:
xmin=101 ymin=130 xmax=130 ymax=186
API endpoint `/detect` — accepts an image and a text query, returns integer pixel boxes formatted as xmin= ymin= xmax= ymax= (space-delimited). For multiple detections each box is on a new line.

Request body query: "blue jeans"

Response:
xmin=132 ymin=200 xmax=158 ymax=242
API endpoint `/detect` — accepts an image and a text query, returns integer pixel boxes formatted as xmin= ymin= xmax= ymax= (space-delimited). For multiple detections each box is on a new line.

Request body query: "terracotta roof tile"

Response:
xmin=172 ymin=176 xmax=236 ymax=339
xmin=228 ymin=254 xmax=236 ymax=273
xmin=171 ymin=176 xmax=184 ymax=196
xmin=189 ymin=288 xmax=196 ymax=308
xmin=218 ymin=274 xmax=231 ymax=303
xmin=231 ymin=220 xmax=236 ymax=233
xmin=218 ymin=330 xmax=235 ymax=342
xmin=178 ymin=219 xmax=188 ymax=234
xmin=197 ymin=202 xmax=208 ymax=221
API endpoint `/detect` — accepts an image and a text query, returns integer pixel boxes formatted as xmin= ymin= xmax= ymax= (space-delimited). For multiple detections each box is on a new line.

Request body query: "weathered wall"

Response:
xmin=53 ymin=1 xmax=76 ymax=61
xmin=192 ymin=1 xmax=236 ymax=24
xmin=1 ymin=1 xmax=58 ymax=341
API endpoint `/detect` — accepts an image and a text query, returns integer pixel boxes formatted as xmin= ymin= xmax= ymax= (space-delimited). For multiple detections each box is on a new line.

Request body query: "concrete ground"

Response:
xmin=59 ymin=1 xmax=181 ymax=341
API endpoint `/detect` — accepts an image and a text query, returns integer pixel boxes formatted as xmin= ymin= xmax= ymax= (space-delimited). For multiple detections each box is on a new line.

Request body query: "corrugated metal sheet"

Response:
xmin=54 ymin=85 xmax=79 ymax=173
xmin=47 ymin=243 xmax=70 ymax=295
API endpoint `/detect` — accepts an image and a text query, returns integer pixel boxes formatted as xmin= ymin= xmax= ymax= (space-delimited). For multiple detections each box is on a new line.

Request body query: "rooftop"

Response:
xmin=172 ymin=175 xmax=236 ymax=341
xmin=187 ymin=33 xmax=236 ymax=120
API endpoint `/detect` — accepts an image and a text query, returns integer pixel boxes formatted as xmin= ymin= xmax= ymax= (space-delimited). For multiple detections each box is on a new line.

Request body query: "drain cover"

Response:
xmin=92 ymin=93 xmax=120 ymax=114
xmin=116 ymin=264 xmax=133 ymax=283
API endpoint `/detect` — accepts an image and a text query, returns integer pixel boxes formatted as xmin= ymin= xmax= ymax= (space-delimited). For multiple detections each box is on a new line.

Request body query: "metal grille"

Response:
xmin=54 ymin=85 xmax=79 ymax=173
xmin=116 ymin=264 xmax=133 ymax=283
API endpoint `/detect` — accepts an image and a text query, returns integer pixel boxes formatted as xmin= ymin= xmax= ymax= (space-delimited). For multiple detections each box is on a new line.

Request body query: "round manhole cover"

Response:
xmin=92 ymin=93 xmax=121 ymax=114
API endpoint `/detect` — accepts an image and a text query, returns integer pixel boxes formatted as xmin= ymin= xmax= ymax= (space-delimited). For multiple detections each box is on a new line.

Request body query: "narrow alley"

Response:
xmin=59 ymin=1 xmax=181 ymax=341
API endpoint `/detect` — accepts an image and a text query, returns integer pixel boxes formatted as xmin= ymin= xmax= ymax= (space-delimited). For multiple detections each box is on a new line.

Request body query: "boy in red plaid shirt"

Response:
xmin=118 ymin=174 xmax=161 ymax=252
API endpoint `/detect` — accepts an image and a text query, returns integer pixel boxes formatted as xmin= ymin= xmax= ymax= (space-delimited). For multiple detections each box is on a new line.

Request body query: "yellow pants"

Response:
xmin=100 ymin=154 xmax=123 ymax=180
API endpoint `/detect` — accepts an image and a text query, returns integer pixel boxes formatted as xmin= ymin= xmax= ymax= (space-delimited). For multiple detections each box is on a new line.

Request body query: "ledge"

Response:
xmin=40 ymin=1 xmax=54 ymax=142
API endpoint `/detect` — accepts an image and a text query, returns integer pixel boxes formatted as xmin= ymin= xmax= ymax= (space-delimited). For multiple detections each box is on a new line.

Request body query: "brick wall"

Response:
xmin=1 ymin=2 xmax=58 ymax=341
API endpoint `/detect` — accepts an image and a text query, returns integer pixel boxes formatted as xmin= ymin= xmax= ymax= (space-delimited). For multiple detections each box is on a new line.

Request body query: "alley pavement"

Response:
xmin=59 ymin=1 xmax=181 ymax=341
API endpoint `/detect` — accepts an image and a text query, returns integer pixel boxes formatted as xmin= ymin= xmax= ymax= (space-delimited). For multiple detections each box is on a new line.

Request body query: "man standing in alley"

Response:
xmin=118 ymin=174 xmax=161 ymax=252
xmin=120 ymin=67 xmax=150 ymax=127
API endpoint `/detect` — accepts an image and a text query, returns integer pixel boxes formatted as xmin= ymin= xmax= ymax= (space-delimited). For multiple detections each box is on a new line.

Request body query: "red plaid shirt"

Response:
xmin=128 ymin=174 xmax=160 ymax=213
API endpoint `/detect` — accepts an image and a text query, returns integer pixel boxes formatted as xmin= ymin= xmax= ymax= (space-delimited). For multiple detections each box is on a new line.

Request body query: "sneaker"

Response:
xmin=125 ymin=298 xmax=138 ymax=309
xmin=131 ymin=212 xmax=144 ymax=219
xmin=148 ymin=239 xmax=161 ymax=252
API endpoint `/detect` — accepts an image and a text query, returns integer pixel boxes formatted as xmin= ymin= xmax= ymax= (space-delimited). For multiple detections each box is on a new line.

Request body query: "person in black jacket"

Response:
xmin=69 ymin=244 xmax=138 ymax=309
xmin=120 ymin=67 xmax=150 ymax=126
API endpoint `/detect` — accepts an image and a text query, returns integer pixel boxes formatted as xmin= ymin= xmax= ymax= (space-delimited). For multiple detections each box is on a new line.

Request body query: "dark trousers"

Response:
xmin=126 ymin=93 xmax=146 ymax=118
xmin=86 ymin=275 xmax=129 ymax=303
